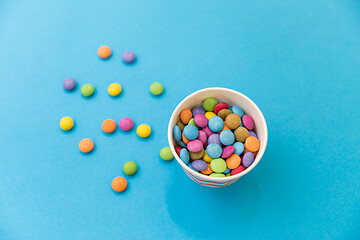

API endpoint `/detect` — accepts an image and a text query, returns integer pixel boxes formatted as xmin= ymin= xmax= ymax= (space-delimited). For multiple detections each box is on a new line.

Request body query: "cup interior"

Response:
xmin=168 ymin=87 xmax=268 ymax=181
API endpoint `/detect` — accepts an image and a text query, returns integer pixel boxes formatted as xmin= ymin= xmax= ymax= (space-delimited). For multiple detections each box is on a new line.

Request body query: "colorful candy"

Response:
xmin=242 ymin=152 xmax=254 ymax=168
xmin=242 ymin=115 xmax=254 ymax=130
xmin=63 ymin=78 xmax=76 ymax=91
xmin=225 ymin=113 xmax=241 ymax=129
xmin=160 ymin=147 xmax=174 ymax=161
xmin=192 ymin=160 xmax=208 ymax=171
xmin=108 ymin=83 xmax=122 ymax=96
xmin=180 ymin=108 xmax=192 ymax=124
xmin=79 ymin=138 xmax=94 ymax=153
xmin=202 ymin=97 xmax=218 ymax=112
xmin=81 ymin=83 xmax=94 ymax=97
xmin=123 ymin=161 xmax=137 ymax=175
xmin=122 ymin=51 xmax=136 ymax=63
xmin=102 ymin=119 xmax=116 ymax=133
xmin=219 ymin=130 xmax=235 ymax=146
xmin=59 ymin=116 xmax=74 ymax=131
xmin=119 ymin=117 xmax=134 ymax=131
xmin=136 ymin=124 xmax=151 ymax=138
xmin=183 ymin=125 xmax=199 ymax=140
xmin=150 ymin=82 xmax=164 ymax=96
xmin=111 ymin=177 xmax=127 ymax=192
xmin=208 ymin=116 xmax=224 ymax=132
xmin=210 ymin=158 xmax=227 ymax=173
xmin=98 ymin=45 xmax=112 ymax=59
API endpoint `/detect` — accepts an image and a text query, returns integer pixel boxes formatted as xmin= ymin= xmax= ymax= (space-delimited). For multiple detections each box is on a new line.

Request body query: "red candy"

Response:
xmin=231 ymin=165 xmax=245 ymax=175
xmin=214 ymin=102 xmax=228 ymax=114
xmin=175 ymin=146 xmax=182 ymax=156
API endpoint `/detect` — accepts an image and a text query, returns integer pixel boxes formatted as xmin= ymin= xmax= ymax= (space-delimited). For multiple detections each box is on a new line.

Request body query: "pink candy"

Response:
xmin=202 ymin=126 xmax=214 ymax=137
xmin=187 ymin=140 xmax=203 ymax=152
xmin=194 ymin=114 xmax=208 ymax=128
xmin=242 ymin=115 xmax=254 ymax=130
xmin=214 ymin=102 xmax=228 ymax=114
xmin=197 ymin=130 xmax=207 ymax=145
xmin=119 ymin=117 xmax=134 ymax=131
xmin=221 ymin=145 xmax=234 ymax=158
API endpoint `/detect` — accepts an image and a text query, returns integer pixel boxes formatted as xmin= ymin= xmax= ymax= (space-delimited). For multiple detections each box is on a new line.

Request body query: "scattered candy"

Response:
xmin=160 ymin=147 xmax=174 ymax=161
xmin=119 ymin=117 xmax=134 ymax=131
xmin=98 ymin=45 xmax=112 ymax=59
xmin=122 ymin=51 xmax=136 ymax=63
xmin=59 ymin=116 xmax=74 ymax=131
xmin=150 ymin=82 xmax=164 ymax=96
xmin=136 ymin=124 xmax=151 ymax=138
xmin=63 ymin=78 xmax=76 ymax=91
xmin=102 ymin=119 xmax=116 ymax=133
xmin=111 ymin=177 xmax=127 ymax=192
xmin=81 ymin=83 xmax=94 ymax=97
xmin=123 ymin=161 xmax=137 ymax=175
xmin=108 ymin=83 xmax=122 ymax=96
xmin=79 ymin=138 xmax=94 ymax=153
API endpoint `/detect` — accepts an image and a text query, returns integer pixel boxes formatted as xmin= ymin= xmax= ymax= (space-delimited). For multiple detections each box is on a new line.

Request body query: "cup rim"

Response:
xmin=167 ymin=87 xmax=268 ymax=181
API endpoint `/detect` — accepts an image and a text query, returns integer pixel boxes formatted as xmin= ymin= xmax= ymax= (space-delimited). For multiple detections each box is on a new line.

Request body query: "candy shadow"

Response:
xmin=150 ymin=88 xmax=166 ymax=100
xmin=81 ymin=89 xmax=97 ymax=100
xmin=60 ymin=122 xmax=77 ymax=134
xmin=136 ymin=128 xmax=154 ymax=142
xmin=111 ymin=181 xmax=131 ymax=196
xmin=63 ymin=85 xmax=77 ymax=94
xmin=79 ymin=143 xmax=97 ymax=156
xmin=122 ymin=57 xmax=138 ymax=67
xmin=109 ymin=87 xmax=125 ymax=100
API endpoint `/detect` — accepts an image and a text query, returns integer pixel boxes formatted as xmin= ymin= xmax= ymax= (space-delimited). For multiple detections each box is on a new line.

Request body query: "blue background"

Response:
xmin=0 ymin=0 xmax=359 ymax=239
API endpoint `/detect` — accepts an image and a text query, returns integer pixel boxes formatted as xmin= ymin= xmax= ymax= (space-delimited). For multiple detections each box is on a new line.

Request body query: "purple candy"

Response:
xmin=192 ymin=107 xmax=206 ymax=116
xmin=222 ymin=145 xmax=235 ymax=158
xmin=208 ymin=134 xmax=222 ymax=146
xmin=194 ymin=114 xmax=208 ymax=128
xmin=242 ymin=115 xmax=254 ymax=130
xmin=242 ymin=152 xmax=254 ymax=168
xmin=63 ymin=78 xmax=76 ymax=91
xmin=248 ymin=130 xmax=258 ymax=138
xmin=187 ymin=140 xmax=203 ymax=152
xmin=122 ymin=51 xmax=136 ymax=63
xmin=202 ymin=126 xmax=214 ymax=137
xmin=197 ymin=130 xmax=207 ymax=145
xmin=192 ymin=160 xmax=208 ymax=171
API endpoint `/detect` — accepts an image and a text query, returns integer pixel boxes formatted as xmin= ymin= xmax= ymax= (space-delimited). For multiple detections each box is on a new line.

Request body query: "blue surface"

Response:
xmin=1 ymin=0 xmax=360 ymax=239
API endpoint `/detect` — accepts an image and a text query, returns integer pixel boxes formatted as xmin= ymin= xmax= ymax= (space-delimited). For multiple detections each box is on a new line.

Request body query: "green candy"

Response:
xmin=209 ymin=173 xmax=225 ymax=177
xmin=123 ymin=161 xmax=137 ymax=175
xmin=160 ymin=147 xmax=173 ymax=161
xmin=202 ymin=97 xmax=218 ymax=112
xmin=210 ymin=158 xmax=227 ymax=173
xmin=225 ymin=172 xmax=231 ymax=177
xmin=81 ymin=83 xmax=94 ymax=97
xmin=150 ymin=82 xmax=164 ymax=96
xmin=188 ymin=118 xmax=199 ymax=129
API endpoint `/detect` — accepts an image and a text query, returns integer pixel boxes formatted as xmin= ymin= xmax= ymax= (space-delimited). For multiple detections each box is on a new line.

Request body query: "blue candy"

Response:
xmin=208 ymin=116 xmax=224 ymax=132
xmin=177 ymin=140 xmax=187 ymax=148
xmin=180 ymin=149 xmax=190 ymax=164
xmin=231 ymin=105 xmax=244 ymax=117
xmin=206 ymin=143 xmax=222 ymax=158
xmin=233 ymin=142 xmax=244 ymax=155
xmin=192 ymin=160 xmax=208 ymax=171
xmin=219 ymin=130 xmax=235 ymax=146
xmin=223 ymin=167 xmax=231 ymax=174
xmin=183 ymin=125 xmax=199 ymax=140
xmin=173 ymin=125 xmax=181 ymax=141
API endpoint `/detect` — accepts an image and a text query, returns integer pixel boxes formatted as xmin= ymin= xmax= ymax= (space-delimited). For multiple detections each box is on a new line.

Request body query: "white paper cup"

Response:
xmin=168 ymin=87 xmax=268 ymax=187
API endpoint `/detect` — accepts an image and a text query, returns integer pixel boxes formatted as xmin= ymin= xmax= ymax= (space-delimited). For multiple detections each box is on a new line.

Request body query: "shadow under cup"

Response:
xmin=168 ymin=87 xmax=268 ymax=187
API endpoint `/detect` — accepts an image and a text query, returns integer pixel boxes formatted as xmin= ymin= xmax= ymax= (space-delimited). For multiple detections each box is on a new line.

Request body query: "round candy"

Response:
xmin=180 ymin=108 xmax=192 ymax=124
xmin=119 ymin=117 xmax=134 ymax=131
xmin=231 ymin=105 xmax=244 ymax=117
xmin=223 ymin=167 xmax=231 ymax=174
xmin=192 ymin=160 xmax=208 ymax=171
xmin=209 ymin=173 xmax=225 ymax=177
xmin=234 ymin=127 xmax=249 ymax=142
xmin=111 ymin=177 xmax=127 ymax=192
xmin=222 ymin=145 xmax=235 ymax=158
xmin=59 ymin=116 xmax=74 ymax=131
xmin=79 ymin=138 xmax=94 ymax=153
xmin=187 ymin=162 xmax=197 ymax=172
xmin=188 ymin=118 xmax=199 ymax=129
xmin=226 ymin=154 xmax=241 ymax=169
xmin=225 ymin=113 xmax=241 ymax=129
xmin=173 ymin=125 xmax=182 ymax=141
xmin=202 ymin=97 xmax=218 ymax=112
xmin=231 ymin=165 xmax=245 ymax=175
xmin=203 ymin=150 xmax=213 ymax=163
xmin=81 ymin=83 xmax=94 ymax=97
xmin=244 ymin=136 xmax=260 ymax=152
xmin=97 ymin=45 xmax=112 ymax=59
xmin=219 ymin=130 xmax=235 ymax=146
xmin=122 ymin=51 xmax=136 ymax=63
xmin=205 ymin=112 xmax=216 ymax=120
xmin=177 ymin=119 xmax=185 ymax=131
xmin=187 ymin=140 xmax=203 ymax=152
xmin=192 ymin=106 xmax=206 ymax=116
xmin=180 ymin=149 xmax=189 ymax=164
xmin=202 ymin=126 xmax=214 ymax=137
xmin=182 ymin=131 xmax=190 ymax=144
xmin=208 ymin=134 xmax=221 ymax=146
xmin=200 ymin=163 xmax=213 ymax=175
xmin=63 ymin=78 xmax=76 ymax=91
xmin=197 ymin=130 xmax=207 ymax=145
xmin=160 ymin=147 xmax=174 ymax=161
xmin=150 ymin=82 xmax=164 ymax=96
xmin=206 ymin=143 xmax=222 ymax=158
xmin=189 ymin=148 xmax=205 ymax=160
xmin=243 ymin=152 xmax=255 ymax=168
xmin=175 ymin=146 xmax=182 ymax=156
xmin=194 ymin=114 xmax=208 ymax=128
xmin=177 ymin=140 xmax=187 ymax=148
xmin=214 ymin=102 xmax=228 ymax=114
xmin=102 ymin=119 xmax=116 ymax=133
xmin=210 ymin=158 xmax=227 ymax=173
xmin=208 ymin=116 xmax=224 ymax=132
xmin=242 ymin=115 xmax=254 ymax=130
xmin=123 ymin=161 xmax=137 ymax=175
xmin=233 ymin=142 xmax=245 ymax=155
xmin=248 ymin=130 xmax=258 ymax=139
xmin=218 ymin=109 xmax=232 ymax=120
xmin=136 ymin=124 xmax=151 ymax=138
xmin=108 ymin=83 xmax=122 ymax=96
xmin=183 ymin=125 xmax=199 ymax=140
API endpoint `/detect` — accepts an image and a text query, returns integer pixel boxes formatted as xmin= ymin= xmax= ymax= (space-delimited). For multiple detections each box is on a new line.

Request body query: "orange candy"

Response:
xmin=201 ymin=163 xmax=213 ymax=175
xmin=218 ymin=122 xmax=231 ymax=134
xmin=182 ymin=131 xmax=190 ymax=144
xmin=244 ymin=136 xmax=260 ymax=152
xmin=180 ymin=108 xmax=192 ymax=124
xmin=102 ymin=119 xmax=116 ymax=133
xmin=97 ymin=45 xmax=112 ymax=59
xmin=226 ymin=154 xmax=241 ymax=169
xmin=79 ymin=138 xmax=94 ymax=153
xmin=111 ymin=177 xmax=127 ymax=192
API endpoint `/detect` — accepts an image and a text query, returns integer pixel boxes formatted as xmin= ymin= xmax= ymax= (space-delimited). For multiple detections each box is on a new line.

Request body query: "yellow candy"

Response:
xmin=59 ymin=116 xmax=74 ymax=131
xmin=203 ymin=150 xmax=213 ymax=163
xmin=137 ymin=124 xmax=151 ymax=138
xmin=108 ymin=83 xmax=122 ymax=96
xmin=205 ymin=112 xmax=216 ymax=120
